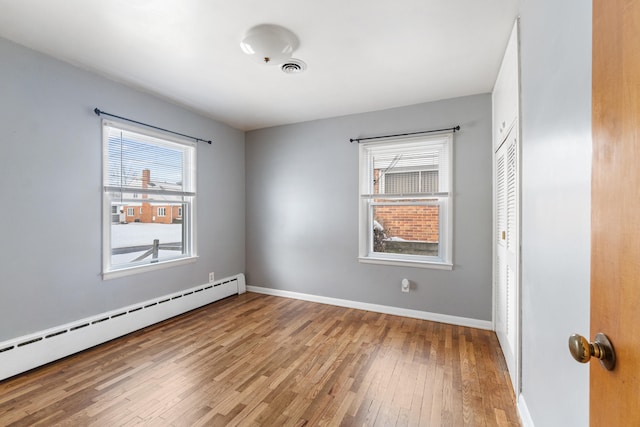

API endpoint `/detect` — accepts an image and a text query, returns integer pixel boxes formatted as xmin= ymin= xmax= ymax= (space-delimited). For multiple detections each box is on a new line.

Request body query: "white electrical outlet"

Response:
xmin=401 ymin=278 xmax=410 ymax=293
xmin=209 ymin=272 xmax=215 ymax=283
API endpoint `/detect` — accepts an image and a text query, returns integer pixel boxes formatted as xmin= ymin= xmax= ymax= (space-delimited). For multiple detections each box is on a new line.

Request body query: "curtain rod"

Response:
xmin=349 ymin=125 xmax=460 ymax=143
xmin=94 ymin=108 xmax=212 ymax=144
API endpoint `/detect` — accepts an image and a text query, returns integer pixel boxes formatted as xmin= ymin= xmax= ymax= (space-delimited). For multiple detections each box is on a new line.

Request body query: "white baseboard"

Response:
xmin=246 ymin=285 xmax=493 ymax=330
xmin=0 ymin=273 xmax=245 ymax=381
xmin=517 ymin=394 xmax=535 ymax=427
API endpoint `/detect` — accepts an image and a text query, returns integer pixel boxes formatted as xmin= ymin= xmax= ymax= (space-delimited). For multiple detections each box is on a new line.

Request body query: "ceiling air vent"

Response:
xmin=281 ymin=59 xmax=307 ymax=74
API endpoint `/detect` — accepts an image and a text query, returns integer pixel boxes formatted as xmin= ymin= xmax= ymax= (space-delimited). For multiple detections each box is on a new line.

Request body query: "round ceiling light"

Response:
xmin=240 ymin=24 xmax=299 ymax=65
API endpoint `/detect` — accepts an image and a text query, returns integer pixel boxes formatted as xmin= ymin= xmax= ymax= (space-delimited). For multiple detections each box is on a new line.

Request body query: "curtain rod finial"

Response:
xmin=94 ymin=108 xmax=101 ymax=116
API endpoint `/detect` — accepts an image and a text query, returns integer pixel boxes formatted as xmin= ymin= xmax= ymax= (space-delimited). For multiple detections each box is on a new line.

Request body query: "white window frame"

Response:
xmin=157 ymin=207 xmax=166 ymax=217
xmin=102 ymin=119 xmax=197 ymax=279
xmin=127 ymin=207 xmax=134 ymax=216
xmin=358 ymin=133 xmax=453 ymax=270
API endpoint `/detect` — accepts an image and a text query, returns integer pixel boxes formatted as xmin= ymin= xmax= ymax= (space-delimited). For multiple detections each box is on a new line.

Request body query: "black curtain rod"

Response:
xmin=94 ymin=108 xmax=212 ymax=144
xmin=349 ymin=125 xmax=460 ymax=143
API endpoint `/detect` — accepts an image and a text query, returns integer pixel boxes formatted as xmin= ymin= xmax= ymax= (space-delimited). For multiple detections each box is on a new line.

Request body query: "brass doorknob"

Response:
xmin=568 ymin=333 xmax=616 ymax=371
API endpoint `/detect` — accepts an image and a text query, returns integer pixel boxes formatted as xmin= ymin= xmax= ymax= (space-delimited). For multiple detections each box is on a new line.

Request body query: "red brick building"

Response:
xmin=374 ymin=205 xmax=439 ymax=243
xmin=114 ymin=169 xmax=183 ymax=225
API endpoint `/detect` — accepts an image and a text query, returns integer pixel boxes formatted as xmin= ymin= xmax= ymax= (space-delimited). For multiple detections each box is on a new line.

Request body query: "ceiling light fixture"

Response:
xmin=240 ymin=24 xmax=299 ymax=65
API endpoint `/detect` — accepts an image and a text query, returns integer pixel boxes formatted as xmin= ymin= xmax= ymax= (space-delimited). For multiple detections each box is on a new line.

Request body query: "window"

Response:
xmin=358 ymin=133 xmax=453 ymax=269
xmin=111 ymin=205 xmax=119 ymax=223
xmin=102 ymin=120 xmax=197 ymax=278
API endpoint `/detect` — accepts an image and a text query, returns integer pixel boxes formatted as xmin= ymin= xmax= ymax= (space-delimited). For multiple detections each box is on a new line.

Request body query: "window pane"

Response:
xmin=421 ymin=170 xmax=439 ymax=193
xmin=106 ymin=129 xmax=189 ymax=193
xmin=373 ymin=204 xmax=439 ymax=256
xmin=110 ymin=202 xmax=187 ymax=267
xmin=384 ymin=171 xmax=420 ymax=194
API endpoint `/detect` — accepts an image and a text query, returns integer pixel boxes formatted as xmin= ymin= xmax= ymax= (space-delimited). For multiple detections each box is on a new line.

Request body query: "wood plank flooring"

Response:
xmin=0 ymin=292 xmax=520 ymax=426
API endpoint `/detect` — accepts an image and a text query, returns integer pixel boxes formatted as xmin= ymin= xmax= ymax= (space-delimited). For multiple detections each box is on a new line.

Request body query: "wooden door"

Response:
xmin=590 ymin=0 xmax=640 ymax=424
xmin=495 ymin=124 xmax=519 ymax=394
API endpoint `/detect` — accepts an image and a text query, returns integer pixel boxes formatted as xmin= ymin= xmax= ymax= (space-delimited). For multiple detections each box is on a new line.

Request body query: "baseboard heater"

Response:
xmin=0 ymin=273 xmax=246 ymax=381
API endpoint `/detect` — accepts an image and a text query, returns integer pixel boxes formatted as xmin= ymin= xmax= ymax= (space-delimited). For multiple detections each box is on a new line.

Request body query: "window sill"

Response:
xmin=103 ymin=256 xmax=198 ymax=280
xmin=358 ymin=256 xmax=453 ymax=270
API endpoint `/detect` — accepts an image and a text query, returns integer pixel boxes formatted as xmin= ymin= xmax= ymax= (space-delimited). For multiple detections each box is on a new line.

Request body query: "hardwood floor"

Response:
xmin=0 ymin=293 xmax=520 ymax=426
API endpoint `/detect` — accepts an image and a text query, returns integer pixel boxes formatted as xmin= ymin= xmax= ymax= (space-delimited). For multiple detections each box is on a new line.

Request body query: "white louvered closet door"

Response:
xmin=495 ymin=124 xmax=519 ymax=391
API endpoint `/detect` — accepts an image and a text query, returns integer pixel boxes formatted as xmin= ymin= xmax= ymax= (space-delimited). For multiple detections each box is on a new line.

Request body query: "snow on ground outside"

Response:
xmin=111 ymin=223 xmax=182 ymax=248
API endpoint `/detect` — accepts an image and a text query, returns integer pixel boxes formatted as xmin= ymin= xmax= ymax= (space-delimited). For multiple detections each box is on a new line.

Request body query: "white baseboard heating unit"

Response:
xmin=0 ymin=273 xmax=245 ymax=381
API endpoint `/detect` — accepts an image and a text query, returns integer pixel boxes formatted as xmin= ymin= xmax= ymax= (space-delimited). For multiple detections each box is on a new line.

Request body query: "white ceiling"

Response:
xmin=0 ymin=0 xmax=520 ymax=131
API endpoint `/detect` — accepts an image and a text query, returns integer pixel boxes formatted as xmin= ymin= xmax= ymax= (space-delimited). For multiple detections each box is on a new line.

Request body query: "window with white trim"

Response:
xmin=102 ymin=120 xmax=196 ymax=278
xmin=358 ymin=133 xmax=453 ymax=269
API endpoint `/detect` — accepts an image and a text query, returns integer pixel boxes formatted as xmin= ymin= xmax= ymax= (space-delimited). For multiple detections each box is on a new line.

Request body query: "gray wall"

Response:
xmin=246 ymin=94 xmax=493 ymax=321
xmin=0 ymin=38 xmax=245 ymax=342
xmin=519 ymin=1 xmax=591 ymax=425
